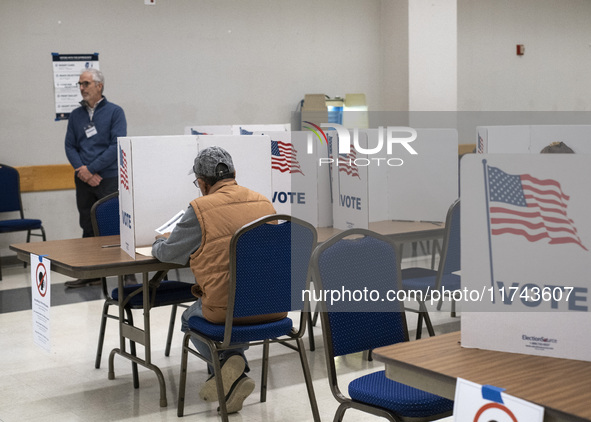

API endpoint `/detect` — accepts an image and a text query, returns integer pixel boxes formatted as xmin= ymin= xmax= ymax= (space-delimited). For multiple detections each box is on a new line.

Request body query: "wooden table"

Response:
xmin=10 ymin=235 xmax=184 ymax=407
xmin=317 ymin=220 xmax=444 ymax=244
xmin=318 ymin=220 xmax=444 ymax=267
xmin=373 ymin=331 xmax=591 ymax=422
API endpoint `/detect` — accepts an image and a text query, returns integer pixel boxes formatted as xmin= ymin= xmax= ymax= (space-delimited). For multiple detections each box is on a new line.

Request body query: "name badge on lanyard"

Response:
xmin=84 ymin=123 xmax=98 ymax=138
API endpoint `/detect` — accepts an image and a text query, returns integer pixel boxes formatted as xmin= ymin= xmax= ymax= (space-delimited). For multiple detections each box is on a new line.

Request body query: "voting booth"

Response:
xmin=185 ymin=124 xmax=290 ymax=136
xmin=176 ymin=125 xmax=457 ymax=231
xmin=477 ymin=124 xmax=591 ymax=154
xmin=240 ymin=130 xmax=332 ymax=228
xmin=330 ymin=128 xmax=459 ymax=230
xmin=329 ymin=130 xmax=370 ymax=229
xmin=461 ymin=154 xmax=591 ymax=362
xmin=385 ymin=129 xmax=458 ymax=222
xmin=477 ymin=126 xmax=531 ymax=154
xmin=117 ymin=134 xmax=271 ymax=258
xmin=186 ymin=125 xmax=332 ymax=227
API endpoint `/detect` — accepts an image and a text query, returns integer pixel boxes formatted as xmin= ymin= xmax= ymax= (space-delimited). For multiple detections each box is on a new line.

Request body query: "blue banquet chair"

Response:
xmin=177 ymin=214 xmax=320 ymax=421
xmin=0 ymin=163 xmax=46 ymax=280
xmin=311 ymin=228 xmax=453 ymax=422
xmin=400 ymin=199 xmax=461 ymax=339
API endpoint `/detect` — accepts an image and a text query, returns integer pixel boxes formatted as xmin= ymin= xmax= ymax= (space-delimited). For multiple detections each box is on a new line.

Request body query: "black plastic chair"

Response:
xmin=91 ymin=192 xmax=196 ymax=382
xmin=177 ymin=214 xmax=320 ymax=421
xmin=0 ymin=163 xmax=46 ymax=280
xmin=311 ymin=228 xmax=453 ymax=422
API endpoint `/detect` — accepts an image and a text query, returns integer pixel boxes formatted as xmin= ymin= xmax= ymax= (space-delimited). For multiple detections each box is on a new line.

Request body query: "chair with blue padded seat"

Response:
xmin=177 ymin=214 xmax=320 ymax=422
xmin=311 ymin=228 xmax=454 ymax=422
xmin=400 ymin=199 xmax=461 ymax=339
xmin=0 ymin=163 xmax=46 ymax=280
xmin=91 ymin=192 xmax=196 ymax=384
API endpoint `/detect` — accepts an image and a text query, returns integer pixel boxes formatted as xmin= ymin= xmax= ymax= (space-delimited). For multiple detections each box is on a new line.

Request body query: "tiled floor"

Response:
xmin=0 ymin=258 xmax=457 ymax=422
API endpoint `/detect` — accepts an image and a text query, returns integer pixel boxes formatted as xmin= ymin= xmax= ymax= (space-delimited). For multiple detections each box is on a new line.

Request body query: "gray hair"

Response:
xmin=81 ymin=68 xmax=105 ymax=92
xmin=540 ymin=142 xmax=574 ymax=154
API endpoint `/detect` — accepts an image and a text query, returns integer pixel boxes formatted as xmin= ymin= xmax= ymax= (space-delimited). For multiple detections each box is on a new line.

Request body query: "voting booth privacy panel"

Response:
xmin=185 ymin=124 xmax=290 ymax=136
xmin=477 ymin=124 xmax=591 ymax=154
xmin=461 ymin=154 xmax=591 ymax=362
xmin=117 ymin=135 xmax=271 ymax=258
xmin=240 ymin=130 xmax=332 ymax=228
xmin=329 ymin=128 xmax=459 ymax=230
xmin=186 ymin=125 xmax=332 ymax=228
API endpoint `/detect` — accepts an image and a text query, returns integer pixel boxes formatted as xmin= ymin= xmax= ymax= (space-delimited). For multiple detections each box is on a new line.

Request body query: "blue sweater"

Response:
xmin=64 ymin=97 xmax=127 ymax=179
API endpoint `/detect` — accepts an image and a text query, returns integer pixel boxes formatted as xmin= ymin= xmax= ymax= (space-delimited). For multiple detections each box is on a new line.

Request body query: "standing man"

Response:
xmin=64 ymin=68 xmax=126 ymax=288
xmin=152 ymin=146 xmax=282 ymax=414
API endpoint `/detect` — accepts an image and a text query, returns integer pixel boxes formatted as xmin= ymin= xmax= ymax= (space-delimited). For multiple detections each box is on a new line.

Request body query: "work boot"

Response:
xmin=199 ymin=355 xmax=245 ymax=402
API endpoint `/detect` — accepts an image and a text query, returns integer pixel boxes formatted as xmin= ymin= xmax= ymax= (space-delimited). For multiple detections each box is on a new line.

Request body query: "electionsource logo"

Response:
xmin=302 ymin=122 xmax=418 ymax=168
xmin=521 ymin=333 xmax=558 ymax=352
xmin=522 ymin=334 xmax=557 ymax=343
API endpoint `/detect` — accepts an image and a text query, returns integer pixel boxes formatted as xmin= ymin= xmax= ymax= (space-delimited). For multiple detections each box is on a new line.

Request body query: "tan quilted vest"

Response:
xmin=189 ymin=179 xmax=281 ymax=323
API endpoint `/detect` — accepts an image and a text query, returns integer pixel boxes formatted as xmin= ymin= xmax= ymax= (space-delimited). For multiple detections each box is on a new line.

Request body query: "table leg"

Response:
xmin=107 ymin=271 xmax=168 ymax=407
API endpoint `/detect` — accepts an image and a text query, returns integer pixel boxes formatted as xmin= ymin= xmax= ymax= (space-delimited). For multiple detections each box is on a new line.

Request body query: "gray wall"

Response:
xmin=0 ymin=0 xmax=405 ymax=257
xmin=1 ymin=0 xmax=392 ymax=166
xmin=2 ymin=0 xmax=591 ymax=259
xmin=458 ymin=0 xmax=591 ymax=111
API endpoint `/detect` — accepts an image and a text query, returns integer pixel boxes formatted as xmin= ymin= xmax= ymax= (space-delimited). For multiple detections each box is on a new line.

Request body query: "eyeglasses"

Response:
xmin=77 ymin=81 xmax=95 ymax=88
xmin=193 ymin=179 xmax=199 ymax=188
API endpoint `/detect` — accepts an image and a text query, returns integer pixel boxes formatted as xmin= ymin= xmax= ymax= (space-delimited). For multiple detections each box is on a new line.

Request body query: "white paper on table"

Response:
xmin=155 ymin=210 xmax=185 ymax=234
xmin=135 ymin=246 xmax=154 ymax=257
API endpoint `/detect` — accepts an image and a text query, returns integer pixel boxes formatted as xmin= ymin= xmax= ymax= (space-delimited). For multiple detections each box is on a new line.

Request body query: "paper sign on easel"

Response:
xmin=31 ymin=254 xmax=51 ymax=352
xmin=454 ymin=378 xmax=544 ymax=421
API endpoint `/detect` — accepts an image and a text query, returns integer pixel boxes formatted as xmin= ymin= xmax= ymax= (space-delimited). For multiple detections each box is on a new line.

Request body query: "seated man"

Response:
xmin=152 ymin=146 xmax=283 ymax=413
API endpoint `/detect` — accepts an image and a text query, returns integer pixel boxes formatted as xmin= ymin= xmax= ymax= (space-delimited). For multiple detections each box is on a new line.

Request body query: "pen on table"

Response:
xmin=101 ymin=244 xmax=120 ymax=248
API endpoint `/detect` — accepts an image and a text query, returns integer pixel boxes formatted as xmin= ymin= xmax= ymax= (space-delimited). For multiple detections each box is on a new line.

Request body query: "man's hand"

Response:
xmin=87 ymin=174 xmax=103 ymax=187
xmin=155 ymin=232 xmax=171 ymax=240
xmin=76 ymin=165 xmax=93 ymax=182
xmin=76 ymin=165 xmax=102 ymax=186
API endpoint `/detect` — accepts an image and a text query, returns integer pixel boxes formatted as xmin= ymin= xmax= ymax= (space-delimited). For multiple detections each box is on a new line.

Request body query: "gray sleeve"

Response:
xmin=151 ymin=206 xmax=202 ymax=265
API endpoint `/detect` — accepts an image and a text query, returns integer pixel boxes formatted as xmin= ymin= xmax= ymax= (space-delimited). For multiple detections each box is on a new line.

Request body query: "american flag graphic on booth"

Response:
xmin=477 ymin=132 xmax=485 ymax=154
xmin=338 ymin=145 xmax=360 ymax=179
xmin=271 ymin=140 xmax=304 ymax=175
xmin=119 ymin=146 xmax=129 ymax=191
xmin=486 ymin=165 xmax=586 ymax=250
xmin=327 ymin=137 xmax=360 ymax=179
